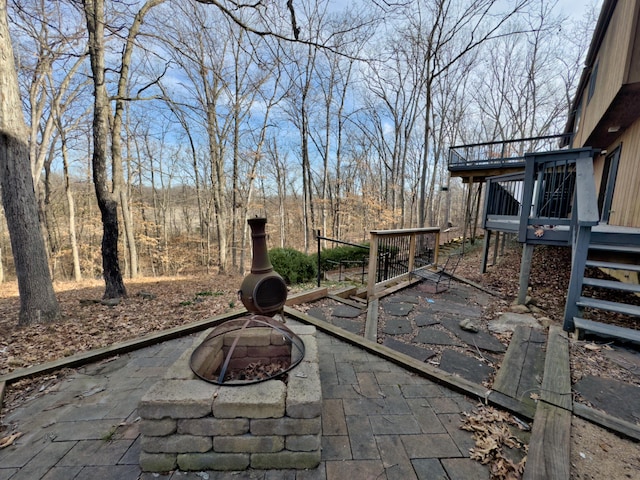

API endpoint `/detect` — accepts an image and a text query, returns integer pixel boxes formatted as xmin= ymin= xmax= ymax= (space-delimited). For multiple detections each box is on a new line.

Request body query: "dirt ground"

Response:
xmin=571 ymin=417 xmax=640 ymax=480
xmin=0 ymin=242 xmax=639 ymax=478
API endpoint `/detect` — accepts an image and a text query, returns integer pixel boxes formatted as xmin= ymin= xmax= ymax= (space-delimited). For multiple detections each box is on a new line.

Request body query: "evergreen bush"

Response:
xmin=315 ymin=244 xmax=369 ymax=272
xmin=269 ymin=247 xmax=317 ymax=285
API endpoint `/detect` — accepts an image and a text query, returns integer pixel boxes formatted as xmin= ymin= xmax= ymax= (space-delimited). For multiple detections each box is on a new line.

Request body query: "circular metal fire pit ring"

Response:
xmin=189 ymin=316 xmax=306 ymax=386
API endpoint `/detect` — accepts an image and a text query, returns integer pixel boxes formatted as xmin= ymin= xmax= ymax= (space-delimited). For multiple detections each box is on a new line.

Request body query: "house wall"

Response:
xmin=607 ymin=118 xmax=640 ymax=227
xmin=627 ymin=2 xmax=640 ymax=83
xmin=593 ymin=154 xmax=605 ymax=194
xmin=576 ymin=0 xmax=637 ymax=146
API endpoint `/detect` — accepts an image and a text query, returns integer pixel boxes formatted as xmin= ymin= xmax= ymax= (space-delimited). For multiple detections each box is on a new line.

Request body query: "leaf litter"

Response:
xmin=460 ymin=404 xmax=529 ymax=480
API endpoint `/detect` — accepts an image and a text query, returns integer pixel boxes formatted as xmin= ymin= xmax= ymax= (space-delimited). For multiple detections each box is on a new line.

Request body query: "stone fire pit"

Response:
xmin=138 ymin=322 xmax=321 ymax=472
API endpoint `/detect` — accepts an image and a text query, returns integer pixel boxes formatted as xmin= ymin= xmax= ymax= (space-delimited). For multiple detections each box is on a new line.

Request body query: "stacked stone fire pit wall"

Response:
xmin=138 ymin=324 xmax=321 ymax=472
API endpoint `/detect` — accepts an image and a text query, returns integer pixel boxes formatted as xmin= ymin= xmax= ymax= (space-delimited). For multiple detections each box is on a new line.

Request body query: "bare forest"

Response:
xmin=0 ymin=0 xmax=596 ymax=322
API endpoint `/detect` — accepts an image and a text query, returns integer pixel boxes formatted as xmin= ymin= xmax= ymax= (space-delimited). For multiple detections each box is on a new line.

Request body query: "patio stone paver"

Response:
xmin=330 ymin=318 xmax=362 ymax=335
xmin=411 ymin=458 xmax=449 ymax=479
xmin=375 ymin=435 xmax=419 ymax=480
xmin=331 ymin=305 xmax=362 ymax=318
xmin=438 ymin=349 xmax=494 ymax=384
xmin=413 ymin=328 xmax=461 ymax=346
xmin=442 ymin=458 xmax=491 ymax=480
xmin=0 ymin=319 xmax=489 ymax=480
xmin=325 ymin=460 xmax=385 ymax=479
xmin=413 ymin=312 xmax=439 ymax=327
xmin=400 ymin=433 xmax=462 ymax=458
xmin=385 ymin=294 xmax=421 ymax=304
xmin=321 ymin=436 xmax=351 ymax=461
xmin=383 ymin=318 xmax=413 ymax=335
xmin=573 ymin=375 xmax=640 ymax=424
xmin=345 ymin=415 xmax=379 ymax=459
xmin=382 ymin=338 xmax=435 ymax=362
xmin=383 ymin=302 xmax=414 ymax=316
xmin=438 ymin=317 xmax=507 ymax=353
xmin=602 ymin=344 xmax=640 ymax=379
xmin=439 ymin=413 xmax=477 ymax=457
xmin=423 ymin=299 xmax=483 ymax=319
xmin=306 ymin=307 xmax=327 ymax=321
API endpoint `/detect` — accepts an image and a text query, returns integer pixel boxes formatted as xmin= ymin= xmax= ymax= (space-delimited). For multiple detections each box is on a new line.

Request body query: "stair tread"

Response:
xmin=586 ymin=260 xmax=640 ymax=272
xmin=582 ymin=277 xmax=640 ymax=293
xmin=573 ymin=317 xmax=640 ymax=343
xmin=577 ymin=297 xmax=640 ymax=316
xmin=589 ymin=243 xmax=640 ymax=253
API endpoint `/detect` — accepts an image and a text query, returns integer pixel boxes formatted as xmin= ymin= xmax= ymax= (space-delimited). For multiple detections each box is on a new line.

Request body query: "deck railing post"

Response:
xmin=564 ymin=224 xmax=591 ymax=330
xmin=316 ymin=229 xmax=321 ymax=288
xmin=367 ymin=232 xmax=379 ymax=300
xmin=519 ymin=155 xmax=537 ymax=242
xmin=563 ymin=151 xmax=599 ymax=331
xmin=408 ymin=232 xmax=417 ymax=273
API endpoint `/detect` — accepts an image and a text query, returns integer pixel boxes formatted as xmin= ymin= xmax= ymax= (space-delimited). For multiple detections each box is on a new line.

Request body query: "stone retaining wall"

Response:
xmin=138 ymin=323 xmax=321 ymax=472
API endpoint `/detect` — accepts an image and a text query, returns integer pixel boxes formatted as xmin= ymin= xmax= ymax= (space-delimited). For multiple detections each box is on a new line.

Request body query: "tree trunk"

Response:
xmin=83 ymin=0 xmax=126 ymax=299
xmin=119 ymin=188 xmax=138 ymax=278
xmin=0 ymin=134 xmax=60 ymax=324
xmin=0 ymin=0 xmax=59 ymax=324
xmin=206 ymin=103 xmax=228 ymax=273
xmin=61 ymin=134 xmax=82 ymax=281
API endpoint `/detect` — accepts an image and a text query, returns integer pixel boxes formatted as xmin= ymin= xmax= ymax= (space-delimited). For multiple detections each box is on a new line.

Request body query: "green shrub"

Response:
xmin=315 ymin=244 xmax=369 ymax=272
xmin=269 ymin=247 xmax=317 ymax=285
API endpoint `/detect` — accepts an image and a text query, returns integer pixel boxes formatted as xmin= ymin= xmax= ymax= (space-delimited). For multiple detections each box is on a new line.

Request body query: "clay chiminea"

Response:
xmin=238 ymin=217 xmax=287 ymax=316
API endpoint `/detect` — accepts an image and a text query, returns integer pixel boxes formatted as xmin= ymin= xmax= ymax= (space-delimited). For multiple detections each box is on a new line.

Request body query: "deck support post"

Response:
xmin=518 ymin=243 xmax=534 ymax=304
xmin=480 ymin=229 xmax=491 ymax=273
xmin=492 ymin=231 xmax=501 ymax=265
xmin=471 ymin=182 xmax=483 ymax=242
xmin=462 ymin=176 xmax=474 ymax=253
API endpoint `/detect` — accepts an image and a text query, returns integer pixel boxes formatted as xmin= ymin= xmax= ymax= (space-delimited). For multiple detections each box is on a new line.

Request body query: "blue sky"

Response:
xmin=556 ymin=0 xmax=602 ymax=21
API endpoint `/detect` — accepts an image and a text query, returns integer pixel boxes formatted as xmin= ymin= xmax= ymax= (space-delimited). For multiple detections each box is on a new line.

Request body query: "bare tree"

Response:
xmin=83 ymin=0 xmax=165 ymax=297
xmin=10 ymin=1 xmax=88 ymax=272
xmin=0 ymin=0 xmax=59 ymax=324
xmin=473 ymin=0 xmax=592 ymax=143
xmin=83 ymin=0 xmax=127 ymax=298
xmin=407 ymin=0 xmax=533 ymax=227
xmin=154 ymin=1 xmax=235 ymax=272
xmin=310 ymin=9 xmax=373 ymax=239
xmin=362 ymin=36 xmax=425 ymax=228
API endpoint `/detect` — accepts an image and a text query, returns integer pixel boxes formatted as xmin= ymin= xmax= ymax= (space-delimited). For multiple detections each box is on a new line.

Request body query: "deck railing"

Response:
xmin=366 ymin=228 xmax=440 ymax=299
xmin=480 ymin=148 xmax=597 ymax=246
xmin=478 ymin=147 xmax=601 ymax=331
xmin=483 ymin=172 xmax=525 ymax=232
xmin=315 ymin=232 xmax=369 ymax=287
xmin=517 ymin=149 xmax=591 ymax=244
xmin=448 ymin=134 xmax=574 ymax=172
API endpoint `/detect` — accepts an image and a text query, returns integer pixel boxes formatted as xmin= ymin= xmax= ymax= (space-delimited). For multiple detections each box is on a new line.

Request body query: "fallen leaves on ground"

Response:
xmin=0 ymin=274 xmax=242 ymax=378
xmin=0 ymin=274 xmax=243 ymax=427
xmin=460 ymin=405 xmax=529 ymax=480
xmin=0 ymin=431 xmax=22 ymax=449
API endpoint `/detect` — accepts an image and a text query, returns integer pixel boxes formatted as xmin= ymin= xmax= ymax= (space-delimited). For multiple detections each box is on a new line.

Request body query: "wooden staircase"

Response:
xmin=572 ymin=240 xmax=640 ymax=343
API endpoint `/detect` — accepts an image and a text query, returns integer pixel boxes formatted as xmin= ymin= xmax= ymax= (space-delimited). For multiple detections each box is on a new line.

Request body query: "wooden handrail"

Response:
xmin=369 ymin=227 xmax=441 ymax=236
